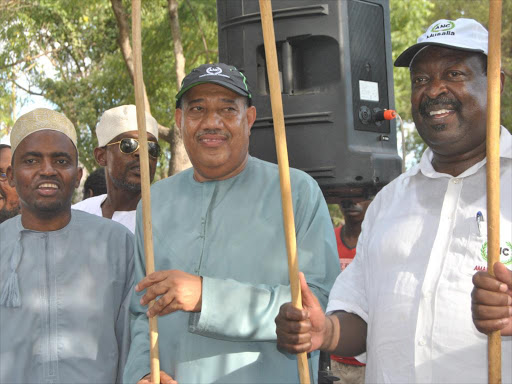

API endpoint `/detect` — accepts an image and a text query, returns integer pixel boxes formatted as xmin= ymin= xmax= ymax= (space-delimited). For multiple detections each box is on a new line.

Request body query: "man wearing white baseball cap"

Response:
xmin=73 ymin=105 xmax=160 ymax=233
xmin=276 ymin=18 xmax=511 ymax=383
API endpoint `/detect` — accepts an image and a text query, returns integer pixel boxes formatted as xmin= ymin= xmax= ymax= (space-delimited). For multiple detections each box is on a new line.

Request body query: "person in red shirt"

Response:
xmin=331 ymin=199 xmax=371 ymax=383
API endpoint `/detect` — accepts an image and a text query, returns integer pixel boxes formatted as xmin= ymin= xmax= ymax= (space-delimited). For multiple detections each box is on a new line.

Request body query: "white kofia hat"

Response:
xmin=394 ymin=18 xmax=488 ymax=67
xmin=96 ymin=105 xmax=159 ymax=146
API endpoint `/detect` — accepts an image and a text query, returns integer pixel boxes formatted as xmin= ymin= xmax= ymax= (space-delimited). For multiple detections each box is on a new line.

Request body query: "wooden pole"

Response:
xmin=258 ymin=1 xmax=310 ymax=383
xmin=486 ymin=1 xmax=502 ymax=383
xmin=132 ymin=1 xmax=160 ymax=382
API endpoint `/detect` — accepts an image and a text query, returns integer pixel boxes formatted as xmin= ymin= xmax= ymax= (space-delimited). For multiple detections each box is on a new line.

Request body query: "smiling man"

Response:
xmin=0 ymin=108 xmax=134 ymax=383
xmin=275 ymin=18 xmax=512 ymax=383
xmin=123 ymin=63 xmax=340 ymax=384
xmin=72 ymin=105 xmax=160 ymax=233
xmin=0 ymin=144 xmax=20 ymax=223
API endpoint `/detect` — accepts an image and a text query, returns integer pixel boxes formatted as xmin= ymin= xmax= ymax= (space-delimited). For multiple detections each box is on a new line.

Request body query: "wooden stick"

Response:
xmin=486 ymin=1 xmax=502 ymax=383
xmin=132 ymin=1 xmax=161 ymax=382
xmin=258 ymin=1 xmax=310 ymax=383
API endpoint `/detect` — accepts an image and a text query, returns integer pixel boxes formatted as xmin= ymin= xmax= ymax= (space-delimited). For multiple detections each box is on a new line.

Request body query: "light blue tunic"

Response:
xmin=124 ymin=156 xmax=340 ymax=383
xmin=0 ymin=210 xmax=134 ymax=383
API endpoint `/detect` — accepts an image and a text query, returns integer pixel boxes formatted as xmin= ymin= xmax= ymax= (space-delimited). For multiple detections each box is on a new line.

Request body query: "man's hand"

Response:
xmin=275 ymin=273 xmax=328 ymax=354
xmin=136 ymin=270 xmax=202 ymax=318
xmin=472 ymin=262 xmax=512 ymax=336
xmin=137 ymin=371 xmax=177 ymax=384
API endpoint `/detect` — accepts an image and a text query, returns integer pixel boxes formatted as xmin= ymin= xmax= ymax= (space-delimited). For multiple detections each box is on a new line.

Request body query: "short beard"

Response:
xmin=110 ymin=160 xmax=142 ymax=193
xmin=0 ymin=206 xmax=20 ymax=223
xmin=111 ymin=175 xmax=141 ymax=193
xmin=33 ymin=200 xmax=68 ymax=214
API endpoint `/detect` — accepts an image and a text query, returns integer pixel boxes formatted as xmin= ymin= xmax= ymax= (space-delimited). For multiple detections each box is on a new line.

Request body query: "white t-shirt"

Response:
xmin=72 ymin=194 xmax=136 ymax=234
xmin=328 ymin=127 xmax=512 ymax=383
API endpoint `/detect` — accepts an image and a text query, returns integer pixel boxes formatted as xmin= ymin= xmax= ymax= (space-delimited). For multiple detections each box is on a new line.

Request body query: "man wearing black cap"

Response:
xmin=123 ymin=63 xmax=340 ymax=383
xmin=275 ymin=18 xmax=512 ymax=383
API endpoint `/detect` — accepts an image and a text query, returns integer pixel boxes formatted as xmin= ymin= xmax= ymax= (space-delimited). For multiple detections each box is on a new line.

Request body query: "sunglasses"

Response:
xmin=107 ymin=138 xmax=161 ymax=158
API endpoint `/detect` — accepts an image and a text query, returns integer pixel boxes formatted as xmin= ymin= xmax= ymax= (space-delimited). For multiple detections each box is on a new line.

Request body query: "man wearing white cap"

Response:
xmin=0 ymin=108 xmax=134 ymax=383
xmin=73 ymin=105 xmax=160 ymax=233
xmin=276 ymin=18 xmax=512 ymax=383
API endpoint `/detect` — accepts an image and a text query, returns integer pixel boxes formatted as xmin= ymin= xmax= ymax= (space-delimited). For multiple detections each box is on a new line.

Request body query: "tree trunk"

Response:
xmin=110 ymin=0 xmax=171 ymax=142
xmin=167 ymin=0 xmax=191 ymax=175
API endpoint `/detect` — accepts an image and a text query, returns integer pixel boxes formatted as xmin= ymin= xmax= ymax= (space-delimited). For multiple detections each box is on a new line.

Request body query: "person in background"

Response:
xmin=329 ymin=199 xmax=371 ymax=383
xmin=82 ymin=167 xmax=107 ymax=200
xmin=335 ymin=199 xmax=371 ymax=272
xmin=0 ymin=144 xmax=20 ymax=223
xmin=73 ymin=105 xmax=160 ymax=233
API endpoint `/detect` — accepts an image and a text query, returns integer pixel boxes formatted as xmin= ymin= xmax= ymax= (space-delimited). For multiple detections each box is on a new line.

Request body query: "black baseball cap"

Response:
xmin=175 ymin=63 xmax=252 ymax=108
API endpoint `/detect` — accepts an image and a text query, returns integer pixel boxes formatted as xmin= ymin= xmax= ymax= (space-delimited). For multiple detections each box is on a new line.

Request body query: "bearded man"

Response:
xmin=0 ymin=108 xmax=134 ymax=383
xmin=73 ymin=105 xmax=160 ymax=233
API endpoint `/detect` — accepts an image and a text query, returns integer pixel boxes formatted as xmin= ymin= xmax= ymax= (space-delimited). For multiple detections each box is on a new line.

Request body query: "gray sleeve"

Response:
xmin=115 ymin=231 xmax=135 ymax=383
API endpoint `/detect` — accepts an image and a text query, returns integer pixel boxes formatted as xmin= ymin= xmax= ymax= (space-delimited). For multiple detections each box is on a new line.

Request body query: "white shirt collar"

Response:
xmin=407 ymin=126 xmax=511 ymax=179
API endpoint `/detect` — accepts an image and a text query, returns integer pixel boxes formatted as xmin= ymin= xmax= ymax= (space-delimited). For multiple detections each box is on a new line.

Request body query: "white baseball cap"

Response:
xmin=96 ymin=105 xmax=159 ymax=147
xmin=394 ymin=18 xmax=488 ymax=67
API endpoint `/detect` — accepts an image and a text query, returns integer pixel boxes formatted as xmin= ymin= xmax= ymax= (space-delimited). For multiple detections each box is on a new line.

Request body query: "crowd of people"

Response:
xmin=0 ymin=17 xmax=511 ymax=384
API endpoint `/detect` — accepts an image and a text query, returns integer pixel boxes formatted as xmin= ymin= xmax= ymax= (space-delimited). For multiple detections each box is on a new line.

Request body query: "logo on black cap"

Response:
xmin=200 ymin=67 xmax=230 ymax=78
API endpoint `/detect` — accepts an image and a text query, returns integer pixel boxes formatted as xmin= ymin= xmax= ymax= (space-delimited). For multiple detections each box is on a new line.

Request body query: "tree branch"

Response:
xmin=167 ymin=0 xmax=186 ymax=86
xmin=0 ymin=47 xmax=63 ymax=69
xmin=10 ymin=79 xmax=43 ymax=96
xmin=167 ymin=0 xmax=191 ymax=175
xmin=184 ymin=0 xmax=210 ymax=63
xmin=110 ymin=0 xmax=151 ymax=113
xmin=110 ymin=0 xmax=172 ymax=146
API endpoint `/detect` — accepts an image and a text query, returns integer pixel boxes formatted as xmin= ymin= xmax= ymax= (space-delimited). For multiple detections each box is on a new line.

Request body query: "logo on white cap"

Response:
xmin=200 ymin=66 xmax=230 ymax=78
xmin=425 ymin=21 xmax=455 ymax=39
xmin=431 ymin=21 xmax=455 ymax=33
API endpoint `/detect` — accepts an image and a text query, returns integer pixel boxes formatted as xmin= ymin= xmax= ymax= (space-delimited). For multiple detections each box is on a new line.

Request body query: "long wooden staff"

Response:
xmin=486 ymin=1 xmax=503 ymax=383
xmin=132 ymin=1 xmax=161 ymax=382
xmin=258 ymin=1 xmax=310 ymax=383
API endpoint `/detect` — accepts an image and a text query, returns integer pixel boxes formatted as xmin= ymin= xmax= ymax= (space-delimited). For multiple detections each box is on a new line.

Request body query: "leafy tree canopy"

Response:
xmin=0 ymin=0 xmax=218 ymax=176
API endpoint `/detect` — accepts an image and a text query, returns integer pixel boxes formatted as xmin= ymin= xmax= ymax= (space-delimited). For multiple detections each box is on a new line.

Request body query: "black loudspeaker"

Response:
xmin=217 ymin=0 xmax=401 ymax=200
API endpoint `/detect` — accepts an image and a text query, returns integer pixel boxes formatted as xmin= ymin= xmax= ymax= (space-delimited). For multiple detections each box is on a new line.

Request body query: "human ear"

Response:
xmin=246 ymin=106 xmax=257 ymax=134
xmin=94 ymin=147 xmax=107 ymax=167
xmin=75 ymin=167 xmax=83 ymax=188
xmin=6 ymin=165 xmax=15 ymax=188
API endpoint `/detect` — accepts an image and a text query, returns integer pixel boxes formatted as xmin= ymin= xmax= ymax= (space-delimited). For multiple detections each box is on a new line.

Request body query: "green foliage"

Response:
xmin=328 ymin=203 xmax=343 ymax=228
xmin=0 ymin=0 xmax=218 ymax=174
xmin=390 ymin=0 xmax=435 ymax=123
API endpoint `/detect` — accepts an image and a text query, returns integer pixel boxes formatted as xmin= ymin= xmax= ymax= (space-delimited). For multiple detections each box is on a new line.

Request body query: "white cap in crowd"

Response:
xmin=96 ymin=105 xmax=159 ymax=146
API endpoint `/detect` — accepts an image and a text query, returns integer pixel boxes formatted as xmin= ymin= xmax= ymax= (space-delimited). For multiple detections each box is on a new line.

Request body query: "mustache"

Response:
xmin=196 ymin=129 xmax=230 ymax=139
xmin=125 ymin=159 xmax=141 ymax=170
xmin=34 ymin=176 xmax=60 ymax=186
xmin=419 ymin=96 xmax=462 ymax=117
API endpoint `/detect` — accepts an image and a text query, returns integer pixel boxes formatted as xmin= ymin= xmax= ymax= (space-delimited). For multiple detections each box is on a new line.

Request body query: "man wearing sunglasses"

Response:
xmin=0 ymin=144 xmax=20 ymax=223
xmin=124 ymin=63 xmax=340 ymax=384
xmin=73 ymin=105 xmax=160 ymax=233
